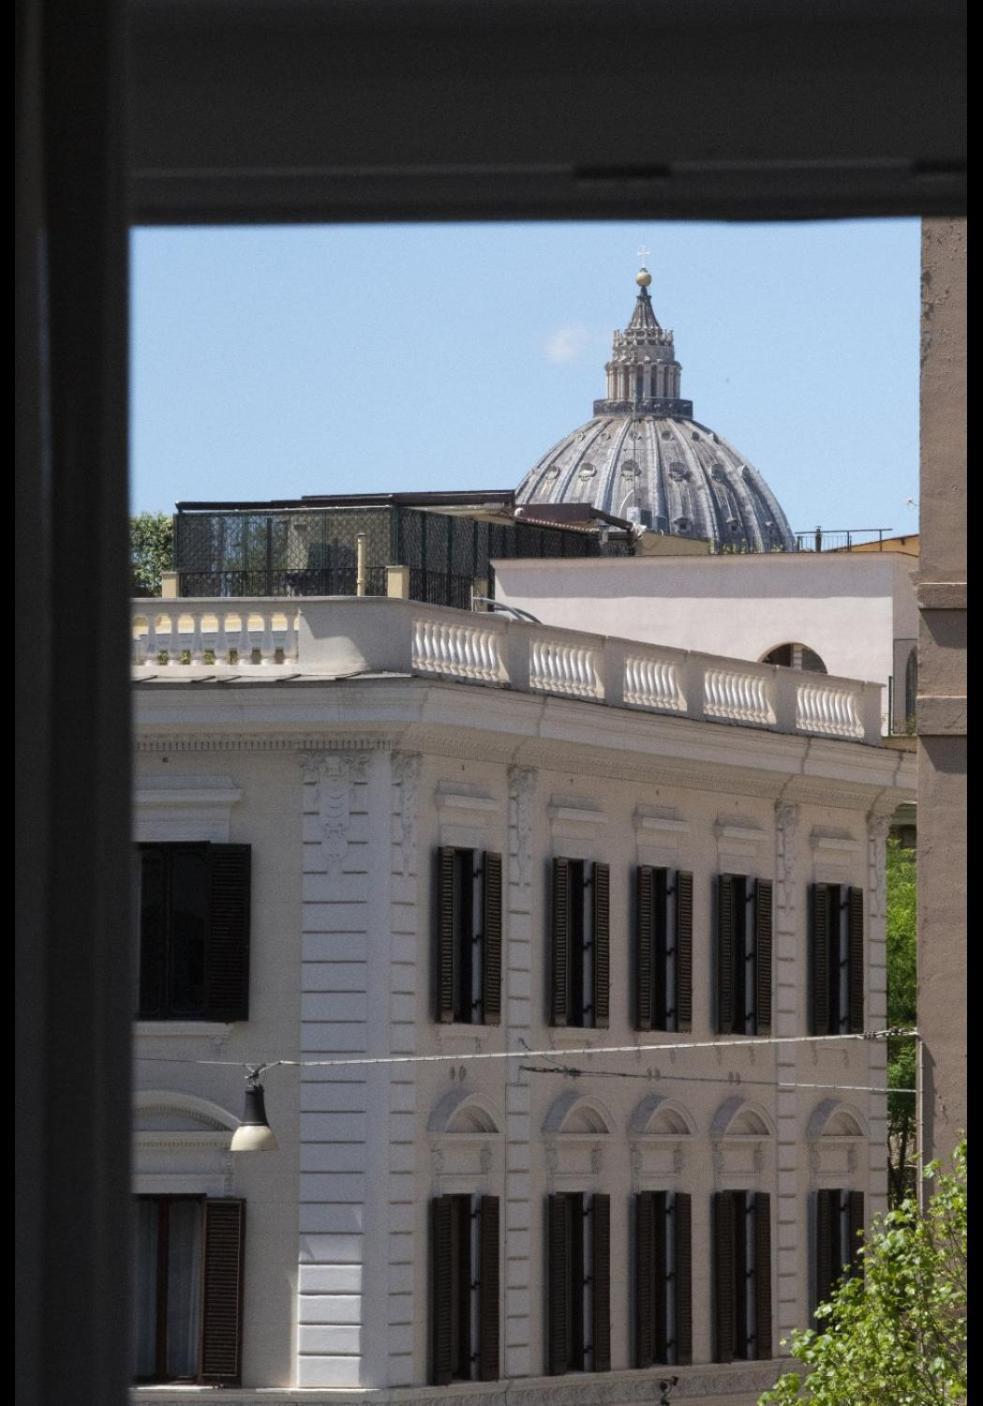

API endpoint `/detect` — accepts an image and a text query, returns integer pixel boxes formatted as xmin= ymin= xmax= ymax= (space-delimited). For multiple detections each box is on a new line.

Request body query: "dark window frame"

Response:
xmin=635 ymin=866 xmax=693 ymax=1033
xmin=547 ymin=1191 xmax=611 ymax=1376
xmin=716 ymin=874 xmax=773 ymax=1036
xmin=135 ymin=841 xmax=251 ymax=1022
xmin=431 ymin=1193 xmax=500 ymax=1385
xmin=132 ymin=1194 xmax=246 ymax=1388
xmin=713 ymin=1189 xmax=772 ymax=1363
xmin=809 ymin=883 xmax=864 ymax=1035
xmin=634 ymin=1189 xmax=693 ymax=1368
xmin=550 ymin=858 xmax=610 ymax=1029
xmin=434 ymin=847 xmax=502 ymax=1026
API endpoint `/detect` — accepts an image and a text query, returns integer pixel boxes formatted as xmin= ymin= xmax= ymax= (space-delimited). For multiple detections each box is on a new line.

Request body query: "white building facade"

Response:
xmin=131 ymin=597 xmax=913 ymax=1406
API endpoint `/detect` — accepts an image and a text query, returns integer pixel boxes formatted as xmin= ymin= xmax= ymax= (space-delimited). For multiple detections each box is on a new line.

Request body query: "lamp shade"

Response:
xmin=230 ymin=1082 xmax=278 ymax=1152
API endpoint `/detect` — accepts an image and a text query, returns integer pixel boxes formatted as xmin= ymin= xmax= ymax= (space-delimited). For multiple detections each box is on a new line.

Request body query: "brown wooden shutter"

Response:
xmin=755 ymin=879 xmax=773 ymax=1036
xmin=674 ymin=1192 xmax=693 ymax=1365
xmin=431 ymin=1197 xmax=454 ymax=1384
xmin=592 ymin=862 xmax=610 ymax=1028
xmin=717 ymin=875 xmax=736 ymax=1034
xmin=815 ymin=1189 xmax=835 ymax=1311
xmin=848 ymin=887 xmax=865 ymax=1034
xmin=634 ymin=1191 xmax=655 ymax=1368
xmin=482 ymin=852 xmax=503 ymax=1026
xmin=547 ymin=1194 xmax=569 ymax=1374
xmin=200 ymin=1199 xmax=245 ymax=1385
xmin=591 ymin=1193 xmax=611 ymax=1372
xmin=713 ymin=1191 xmax=736 ymax=1362
xmin=848 ymin=1191 xmax=865 ymax=1276
xmin=754 ymin=1193 xmax=772 ymax=1359
xmin=636 ymin=866 xmax=655 ymax=1031
xmin=675 ymin=871 xmax=694 ymax=1032
xmin=652 ymin=1191 xmax=668 ymax=1363
xmin=550 ymin=859 xmax=570 ymax=1027
xmin=436 ymin=848 xmax=457 ymax=1022
xmin=478 ymin=1196 xmax=500 ymax=1380
xmin=810 ymin=884 xmax=831 ymax=1036
xmin=137 ymin=845 xmax=166 ymax=1017
xmin=206 ymin=845 xmax=251 ymax=1021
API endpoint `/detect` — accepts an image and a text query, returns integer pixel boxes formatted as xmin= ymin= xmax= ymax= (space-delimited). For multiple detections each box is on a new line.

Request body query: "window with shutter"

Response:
xmin=547 ymin=1192 xmax=609 ymax=1374
xmin=810 ymin=884 xmax=864 ymax=1036
xmin=814 ymin=1189 xmax=865 ymax=1315
xmin=713 ymin=1191 xmax=771 ymax=1361
xmin=136 ymin=844 xmax=251 ymax=1022
xmin=133 ymin=1195 xmax=244 ymax=1386
xmin=434 ymin=848 xmax=502 ymax=1025
xmin=550 ymin=858 xmax=606 ymax=1029
xmin=635 ymin=868 xmax=694 ymax=1034
xmin=634 ymin=1190 xmax=692 ymax=1368
xmin=431 ymin=1193 xmax=500 ymax=1384
xmin=717 ymin=873 xmax=771 ymax=1036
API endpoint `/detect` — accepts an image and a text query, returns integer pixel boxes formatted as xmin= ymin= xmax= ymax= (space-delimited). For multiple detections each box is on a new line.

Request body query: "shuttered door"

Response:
xmin=591 ymin=1194 xmax=611 ymax=1372
xmin=431 ymin=1197 xmax=454 ymax=1385
xmin=547 ymin=1194 xmax=570 ymax=1374
xmin=815 ymin=1189 xmax=835 ymax=1311
xmin=675 ymin=871 xmax=694 ymax=1032
xmin=436 ymin=848 xmax=457 ymax=1022
xmin=592 ymin=863 xmax=610 ymax=1028
xmin=634 ymin=1191 xmax=656 ymax=1368
xmin=754 ymin=1193 xmax=773 ymax=1360
xmin=713 ymin=1191 xmax=736 ymax=1362
xmin=199 ymin=1199 xmax=245 ymax=1385
xmin=717 ymin=876 xmax=737 ymax=1034
xmin=674 ymin=1193 xmax=693 ymax=1365
xmin=848 ymin=887 xmax=865 ymax=1033
xmin=636 ymin=867 xmax=655 ymax=1032
xmin=478 ymin=1196 xmax=500 ymax=1380
xmin=847 ymin=1191 xmax=865 ymax=1277
xmin=551 ymin=859 xmax=570 ymax=1027
xmin=810 ymin=884 xmax=831 ymax=1036
xmin=754 ymin=879 xmax=773 ymax=1036
xmin=482 ymin=853 xmax=503 ymax=1026
xmin=206 ymin=846 xmax=251 ymax=1021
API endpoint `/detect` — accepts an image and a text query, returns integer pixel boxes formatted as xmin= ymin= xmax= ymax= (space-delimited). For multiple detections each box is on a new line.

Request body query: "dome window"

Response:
xmin=668 ymin=461 xmax=691 ymax=482
xmin=620 ymin=460 xmax=640 ymax=478
xmin=578 ymin=463 xmax=596 ymax=481
xmin=763 ymin=643 xmax=828 ymax=674
xmin=661 ymin=430 xmax=672 ymax=440
xmin=710 ymin=462 xmax=726 ymax=480
xmin=673 ymin=516 xmax=691 ymax=531
xmin=691 ymin=431 xmax=701 ymax=441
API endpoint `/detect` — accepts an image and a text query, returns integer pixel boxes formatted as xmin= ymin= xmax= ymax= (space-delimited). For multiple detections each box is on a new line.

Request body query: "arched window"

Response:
xmin=763 ymin=642 xmax=828 ymax=674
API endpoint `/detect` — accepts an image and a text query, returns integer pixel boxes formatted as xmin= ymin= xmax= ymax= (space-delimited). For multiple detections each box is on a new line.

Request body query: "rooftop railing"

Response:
xmin=131 ymin=596 xmax=883 ymax=745
xmin=793 ymin=527 xmax=895 ymax=552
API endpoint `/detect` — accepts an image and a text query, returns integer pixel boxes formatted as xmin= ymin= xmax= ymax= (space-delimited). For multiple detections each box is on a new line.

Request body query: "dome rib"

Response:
xmin=516 ymin=271 xmax=797 ymax=552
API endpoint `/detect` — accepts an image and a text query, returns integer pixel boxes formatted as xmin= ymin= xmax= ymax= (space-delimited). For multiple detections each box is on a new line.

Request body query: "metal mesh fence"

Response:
xmin=175 ymin=504 xmax=617 ymax=603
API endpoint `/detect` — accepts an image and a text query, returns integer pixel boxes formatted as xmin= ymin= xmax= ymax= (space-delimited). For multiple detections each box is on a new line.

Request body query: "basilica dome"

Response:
xmin=515 ymin=270 xmax=797 ymax=552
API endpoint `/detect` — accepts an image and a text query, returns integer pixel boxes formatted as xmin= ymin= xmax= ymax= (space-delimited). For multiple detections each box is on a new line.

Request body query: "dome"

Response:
xmin=516 ymin=271 xmax=797 ymax=553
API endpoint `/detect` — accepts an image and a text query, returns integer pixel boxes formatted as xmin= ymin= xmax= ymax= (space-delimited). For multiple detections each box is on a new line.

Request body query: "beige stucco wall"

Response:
xmin=917 ymin=217 xmax=967 ymax=1170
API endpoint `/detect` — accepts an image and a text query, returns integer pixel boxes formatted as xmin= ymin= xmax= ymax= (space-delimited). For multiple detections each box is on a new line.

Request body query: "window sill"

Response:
xmin=134 ymin=1021 xmax=235 ymax=1040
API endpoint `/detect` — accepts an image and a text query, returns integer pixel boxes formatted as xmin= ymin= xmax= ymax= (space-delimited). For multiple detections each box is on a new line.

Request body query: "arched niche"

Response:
xmin=542 ymin=1090 xmax=613 ymax=1188
xmin=133 ymin=1090 xmax=239 ymax=1197
xmin=628 ymin=1093 xmax=695 ymax=1185
xmin=761 ymin=641 xmax=828 ymax=674
xmin=807 ymin=1099 xmax=866 ymax=1182
xmin=428 ymin=1089 xmax=502 ymax=1192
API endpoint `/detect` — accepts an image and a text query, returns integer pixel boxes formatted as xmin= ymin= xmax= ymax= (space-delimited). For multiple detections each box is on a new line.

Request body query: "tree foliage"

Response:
xmin=131 ymin=512 xmax=174 ymax=596
xmin=886 ymin=837 xmax=918 ymax=1204
xmin=759 ymin=1143 xmax=967 ymax=1406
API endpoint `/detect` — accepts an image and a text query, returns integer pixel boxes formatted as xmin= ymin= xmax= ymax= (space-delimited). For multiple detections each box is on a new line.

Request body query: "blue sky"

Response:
xmin=130 ymin=219 xmax=921 ymax=536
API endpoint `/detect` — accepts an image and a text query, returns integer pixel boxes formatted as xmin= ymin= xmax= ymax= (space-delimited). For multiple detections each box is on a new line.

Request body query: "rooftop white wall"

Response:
xmin=491 ymin=553 xmax=917 ymax=729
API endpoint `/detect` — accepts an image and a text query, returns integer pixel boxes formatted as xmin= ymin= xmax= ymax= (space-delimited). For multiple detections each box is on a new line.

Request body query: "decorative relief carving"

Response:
xmin=808 ymin=1145 xmax=821 ymax=1176
xmin=775 ymin=802 xmax=800 ymax=918
xmin=590 ymin=1143 xmax=603 ymax=1176
xmin=753 ymin=1144 xmax=764 ymax=1173
xmin=867 ymin=813 xmax=892 ymax=918
xmin=302 ymin=750 xmax=369 ymax=878
xmin=544 ymin=1143 xmax=558 ymax=1185
xmin=630 ymin=1145 xmax=642 ymax=1188
xmin=847 ymin=1144 xmax=858 ymax=1173
xmin=509 ymin=766 xmax=537 ymax=887
xmin=711 ymin=1142 xmax=723 ymax=1184
xmin=479 ymin=1144 xmax=492 ymax=1175
xmin=391 ymin=751 xmax=421 ymax=877
xmin=673 ymin=1143 xmax=685 ymax=1177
